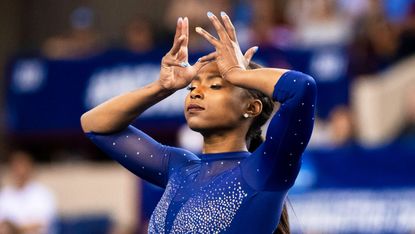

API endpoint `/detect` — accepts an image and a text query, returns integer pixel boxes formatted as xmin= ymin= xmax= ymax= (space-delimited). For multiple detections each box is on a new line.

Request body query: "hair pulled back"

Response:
xmin=245 ymin=62 xmax=290 ymax=234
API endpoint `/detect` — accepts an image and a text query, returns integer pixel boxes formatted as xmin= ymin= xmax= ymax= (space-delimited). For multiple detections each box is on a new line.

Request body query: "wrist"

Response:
xmin=152 ymin=80 xmax=176 ymax=97
xmin=222 ymin=66 xmax=245 ymax=83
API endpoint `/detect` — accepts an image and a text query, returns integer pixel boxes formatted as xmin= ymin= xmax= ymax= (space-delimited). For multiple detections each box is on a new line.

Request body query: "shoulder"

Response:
xmin=0 ymin=186 xmax=14 ymax=201
xmin=165 ymin=146 xmax=200 ymax=164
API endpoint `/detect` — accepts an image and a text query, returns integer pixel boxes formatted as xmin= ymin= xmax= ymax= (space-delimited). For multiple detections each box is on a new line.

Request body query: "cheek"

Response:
xmin=206 ymin=93 xmax=245 ymax=122
xmin=184 ymin=89 xmax=248 ymax=130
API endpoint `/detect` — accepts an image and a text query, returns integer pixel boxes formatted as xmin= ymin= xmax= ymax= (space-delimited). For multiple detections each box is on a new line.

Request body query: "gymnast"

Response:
xmin=81 ymin=11 xmax=316 ymax=234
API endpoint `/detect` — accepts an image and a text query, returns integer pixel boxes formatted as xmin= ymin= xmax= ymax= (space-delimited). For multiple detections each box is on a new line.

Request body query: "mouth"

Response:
xmin=187 ymin=104 xmax=205 ymax=112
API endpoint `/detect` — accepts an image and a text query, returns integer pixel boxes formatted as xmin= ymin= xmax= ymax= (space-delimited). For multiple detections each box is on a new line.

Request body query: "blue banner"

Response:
xmin=6 ymin=46 xmax=349 ymax=134
xmin=6 ymin=49 xmax=185 ymax=133
xmin=287 ymin=143 xmax=415 ymax=234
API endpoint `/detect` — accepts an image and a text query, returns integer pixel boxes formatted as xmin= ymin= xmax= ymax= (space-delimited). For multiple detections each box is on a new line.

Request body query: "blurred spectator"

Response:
xmin=164 ymin=0 xmax=231 ymax=52
xmin=286 ymin=0 xmax=353 ymax=48
xmin=42 ymin=6 xmax=103 ymax=59
xmin=249 ymin=0 xmax=295 ymax=48
xmin=124 ymin=17 xmax=155 ymax=53
xmin=309 ymin=106 xmax=355 ymax=148
xmin=397 ymin=84 xmax=415 ymax=144
xmin=396 ymin=1 xmax=415 ymax=60
xmin=0 ymin=220 xmax=19 ymax=234
xmin=348 ymin=0 xmax=399 ymax=77
xmin=338 ymin=0 xmax=370 ymax=20
xmin=0 ymin=151 xmax=57 ymax=234
xmin=329 ymin=106 xmax=355 ymax=147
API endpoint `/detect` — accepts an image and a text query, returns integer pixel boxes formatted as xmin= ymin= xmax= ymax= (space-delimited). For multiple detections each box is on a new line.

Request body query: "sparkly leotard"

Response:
xmin=86 ymin=71 xmax=317 ymax=233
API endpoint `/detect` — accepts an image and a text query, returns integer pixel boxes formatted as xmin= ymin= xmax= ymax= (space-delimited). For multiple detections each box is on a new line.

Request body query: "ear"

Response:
xmin=246 ymin=99 xmax=262 ymax=117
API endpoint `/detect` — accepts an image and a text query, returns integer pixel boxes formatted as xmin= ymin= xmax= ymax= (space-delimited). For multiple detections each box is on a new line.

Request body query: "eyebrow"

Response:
xmin=193 ymin=74 xmax=222 ymax=81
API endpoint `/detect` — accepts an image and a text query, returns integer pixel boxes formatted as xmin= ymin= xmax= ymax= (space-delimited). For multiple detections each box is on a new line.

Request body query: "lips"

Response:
xmin=187 ymin=104 xmax=205 ymax=112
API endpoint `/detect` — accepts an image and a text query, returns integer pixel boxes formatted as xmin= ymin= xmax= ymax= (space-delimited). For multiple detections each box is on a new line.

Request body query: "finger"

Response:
xmin=243 ymin=46 xmax=259 ymax=63
xmin=162 ymin=57 xmax=189 ymax=68
xmin=192 ymin=60 xmax=210 ymax=72
xmin=169 ymin=35 xmax=186 ymax=55
xmin=220 ymin=11 xmax=237 ymax=42
xmin=195 ymin=27 xmax=220 ymax=47
xmin=173 ymin=17 xmax=183 ymax=44
xmin=197 ymin=51 xmax=217 ymax=63
xmin=182 ymin=17 xmax=189 ymax=47
xmin=207 ymin=11 xmax=230 ymax=41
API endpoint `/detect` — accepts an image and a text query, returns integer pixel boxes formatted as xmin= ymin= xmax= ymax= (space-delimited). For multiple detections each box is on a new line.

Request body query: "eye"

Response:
xmin=210 ymin=84 xmax=222 ymax=89
xmin=186 ymin=86 xmax=196 ymax=91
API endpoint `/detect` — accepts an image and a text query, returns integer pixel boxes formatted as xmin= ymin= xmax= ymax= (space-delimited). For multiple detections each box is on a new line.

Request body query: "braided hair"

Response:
xmin=245 ymin=62 xmax=290 ymax=234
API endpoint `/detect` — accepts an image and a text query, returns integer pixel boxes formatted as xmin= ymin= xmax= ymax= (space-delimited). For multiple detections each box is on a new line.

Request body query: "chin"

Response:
xmin=187 ymin=118 xmax=235 ymax=135
xmin=186 ymin=119 xmax=207 ymax=132
xmin=186 ymin=116 xmax=218 ymax=133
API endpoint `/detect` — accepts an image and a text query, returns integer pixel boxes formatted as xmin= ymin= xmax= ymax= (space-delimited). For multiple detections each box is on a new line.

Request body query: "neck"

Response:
xmin=14 ymin=178 xmax=30 ymax=189
xmin=202 ymin=128 xmax=247 ymax=154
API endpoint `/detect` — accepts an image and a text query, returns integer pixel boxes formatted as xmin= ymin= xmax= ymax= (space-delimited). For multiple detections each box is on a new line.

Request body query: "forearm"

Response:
xmin=227 ymin=68 xmax=289 ymax=98
xmin=81 ymin=81 xmax=174 ymax=133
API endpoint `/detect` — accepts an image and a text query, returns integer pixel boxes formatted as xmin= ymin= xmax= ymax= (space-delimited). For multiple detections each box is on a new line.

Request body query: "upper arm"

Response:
xmin=86 ymin=125 xmax=198 ymax=188
xmin=241 ymin=71 xmax=317 ymax=190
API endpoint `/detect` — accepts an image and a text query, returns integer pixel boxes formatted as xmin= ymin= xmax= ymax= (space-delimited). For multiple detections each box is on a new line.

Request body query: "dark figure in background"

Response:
xmin=397 ymin=85 xmax=415 ymax=147
xmin=42 ymin=6 xmax=102 ymax=59
xmin=396 ymin=2 xmax=415 ymax=60
xmin=348 ymin=0 xmax=398 ymax=77
xmin=124 ymin=17 xmax=155 ymax=53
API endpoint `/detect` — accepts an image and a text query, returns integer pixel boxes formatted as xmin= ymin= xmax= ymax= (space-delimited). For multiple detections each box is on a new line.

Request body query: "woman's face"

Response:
xmin=184 ymin=62 xmax=251 ymax=133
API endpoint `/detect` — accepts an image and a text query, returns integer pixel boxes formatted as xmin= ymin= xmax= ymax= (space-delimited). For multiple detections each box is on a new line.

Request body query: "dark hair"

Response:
xmin=245 ymin=62 xmax=290 ymax=234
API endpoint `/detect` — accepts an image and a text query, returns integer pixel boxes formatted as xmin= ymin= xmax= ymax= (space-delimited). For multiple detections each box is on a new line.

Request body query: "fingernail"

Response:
xmin=178 ymin=17 xmax=182 ymax=24
xmin=197 ymin=58 xmax=201 ymax=62
xmin=195 ymin=27 xmax=202 ymax=33
xmin=180 ymin=62 xmax=190 ymax=67
xmin=220 ymin=11 xmax=227 ymax=17
xmin=253 ymin=46 xmax=259 ymax=53
xmin=207 ymin=11 xmax=214 ymax=18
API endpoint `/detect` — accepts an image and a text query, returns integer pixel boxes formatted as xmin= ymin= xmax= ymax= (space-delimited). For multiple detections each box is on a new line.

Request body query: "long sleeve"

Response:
xmin=241 ymin=70 xmax=317 ymax=190
xmin=86 ymin=125 xmax=199 ymax=188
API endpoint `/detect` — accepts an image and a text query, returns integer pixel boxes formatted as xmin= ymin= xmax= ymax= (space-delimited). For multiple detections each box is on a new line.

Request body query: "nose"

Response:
xmin=190 ymin=87 xmax=204 ymax=99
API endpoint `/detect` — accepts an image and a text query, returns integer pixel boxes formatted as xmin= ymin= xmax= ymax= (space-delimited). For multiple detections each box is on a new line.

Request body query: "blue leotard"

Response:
xmin=85 ymin=70 xmax=317 ymax=233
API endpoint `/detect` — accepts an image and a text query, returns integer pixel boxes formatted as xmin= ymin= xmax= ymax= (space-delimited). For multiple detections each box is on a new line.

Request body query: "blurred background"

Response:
xmin=0 ymin=0 xmax=414 ymax=233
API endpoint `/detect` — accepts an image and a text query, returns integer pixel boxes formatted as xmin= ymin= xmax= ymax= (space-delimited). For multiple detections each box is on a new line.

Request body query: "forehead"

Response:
xmin=199 ymin=61 xmax=219 ymax=73
xmin=195 ymin=61 xmax=221 ymax=81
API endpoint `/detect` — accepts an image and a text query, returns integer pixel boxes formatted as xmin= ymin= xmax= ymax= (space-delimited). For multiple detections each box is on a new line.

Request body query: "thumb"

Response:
xmin=192 ymin=51 xmax=217 ymax=71
xmin=244 ymin=46 xmax=259 ymax=63
xmin=192 ymin=60 xmax=210 ymax=72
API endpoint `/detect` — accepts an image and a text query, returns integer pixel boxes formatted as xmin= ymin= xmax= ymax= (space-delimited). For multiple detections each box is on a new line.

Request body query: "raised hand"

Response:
xmin=195 ymin=11 xmax=258 ymax=81
xmin=158 ymin=17 xmax=209 ymax=91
